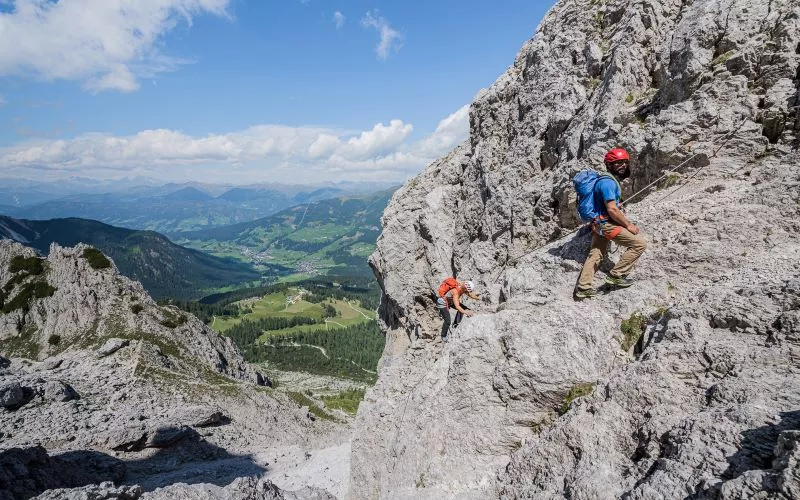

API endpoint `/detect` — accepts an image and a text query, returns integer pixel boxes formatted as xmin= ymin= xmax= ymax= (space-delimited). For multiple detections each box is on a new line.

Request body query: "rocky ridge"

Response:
xmin=352 ymin=0 xmax=800 ymax=498
xmin=0 ymin=240 xmax=345 ymax=499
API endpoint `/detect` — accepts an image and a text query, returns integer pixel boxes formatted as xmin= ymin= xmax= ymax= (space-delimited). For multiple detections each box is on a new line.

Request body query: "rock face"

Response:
xmin=0 ymin=242 xmax=261 ymax=384
xmin=0 ymin=242 xmax=343 ymax=499
xmin=352 ymin=0 xmax=800 ymax=498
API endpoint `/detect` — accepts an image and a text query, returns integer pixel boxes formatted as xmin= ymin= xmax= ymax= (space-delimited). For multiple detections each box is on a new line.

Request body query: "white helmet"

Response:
xmin=464 ymin=280 xmax=475 ymax=292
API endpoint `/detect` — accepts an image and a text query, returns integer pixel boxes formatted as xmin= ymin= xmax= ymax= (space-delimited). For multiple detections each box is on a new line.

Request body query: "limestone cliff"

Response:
xmin=0 ymin=241 xmax=339 ymax=499
xmin=352 ymin=0 xmax=800 ymax=498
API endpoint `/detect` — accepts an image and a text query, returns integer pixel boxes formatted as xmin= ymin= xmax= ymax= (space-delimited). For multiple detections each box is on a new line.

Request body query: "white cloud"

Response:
xmin=413 ymin=105 xmax=470 ymax=158
xmin=0 ymin=94 xmax=6 ymax=107
xmin=0 ymin=0 xmax=231 ymax=93
xmin=83 ymin=64 xmax=140 ymax=93
xmin=361 ymin=10 xmax=402 ymax=60
xmin=333 ymin=11 xmax=345 ymax=29
xmin=339 ymin=120 xmax=413 ymax=160
xmin=0 ymin=106 xmax=471 ymax=182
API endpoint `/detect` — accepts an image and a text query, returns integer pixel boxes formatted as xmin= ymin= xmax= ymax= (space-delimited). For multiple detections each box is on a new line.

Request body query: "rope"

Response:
xmin=509 ymin=125 xmax=745 ymax=263
xmin=650 ymin=122 xmax=747 ymax=205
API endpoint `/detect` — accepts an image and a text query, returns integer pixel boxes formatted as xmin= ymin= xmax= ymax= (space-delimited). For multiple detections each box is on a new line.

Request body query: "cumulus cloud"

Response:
xmin=333 ymin=11 xmax=345 ymax=29
xmin=413 ymin=105 xmax=470 ymax=158
xmin=0 ymin=0 xmax=231 ymax=92
xmin=0 ymin=106 xmax=471 ymax=182
xmin=361 ymin=10 xmax=402 ymax=60
xmin=339 ymin=120 xmax=413 ymax=160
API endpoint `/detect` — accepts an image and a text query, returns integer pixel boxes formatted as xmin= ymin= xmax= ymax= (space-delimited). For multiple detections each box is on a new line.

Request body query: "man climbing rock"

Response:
xmin=436 ymin=278 xmax=479 ymax=341
xmin=574 ymin=148 xmax=647 ymax=300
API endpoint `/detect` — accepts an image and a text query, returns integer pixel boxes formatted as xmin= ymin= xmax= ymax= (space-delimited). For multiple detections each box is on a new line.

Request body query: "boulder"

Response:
xmin=42 ymin=358 xmax=63 ymax=370
xmin=0 ymin=381 xmax=24 ymax=409
xmin=97 ymin=338 xmax=130 ymax=358
xmin=42 ymin=380 xmax=78 ymax=403
xmin=33 ymin=482 xmax=142 ymax=500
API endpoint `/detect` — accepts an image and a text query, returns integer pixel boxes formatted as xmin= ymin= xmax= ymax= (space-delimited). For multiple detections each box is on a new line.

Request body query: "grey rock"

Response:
xmin=0 ymin=446 xmax=125 ymax=500
xmin=351 ymin=0 xmax=800 ymax=498
xmin=30 ymin=478 xmax=335 ymax=500
xmin=42 ymin=380 xmax=78 ymax=402
xmin=191 ymin=411 xmax=229 ymax=428
xmin=42 ymin=358 xmax=63 ymax=370
xmin=145 ymin=426 xmax=194 ymax=448
xmin=0 ymin=243 xmax=342 ymax=499
xmin=34 ymin=482 xmax=142 ymax=500
xmin=102 ymin=425 xmax=148 ymax=452
xmin=0 ymin=381 xmax=24 ymax=408
xmin=139 ymin=476 xmax=336 ymax=500
xmin=97 ymin=338 xmax=130 ymax=357
xmin=253 ymin=371 xmax=272 ymax=387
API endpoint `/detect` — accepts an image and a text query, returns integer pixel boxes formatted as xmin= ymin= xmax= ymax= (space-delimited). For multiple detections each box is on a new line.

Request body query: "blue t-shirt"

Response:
xmin=593 ymin=177 xmax=620 ymax=217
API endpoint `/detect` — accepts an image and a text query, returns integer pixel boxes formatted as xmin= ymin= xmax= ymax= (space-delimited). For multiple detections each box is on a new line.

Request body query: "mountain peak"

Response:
xmin=163 ymin=186 xmax=214 ymax=202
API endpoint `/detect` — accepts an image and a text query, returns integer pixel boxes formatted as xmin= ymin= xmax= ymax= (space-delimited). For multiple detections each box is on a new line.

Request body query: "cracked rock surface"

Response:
xmin=0 ymin=241 xmax=346 ymax=500
xmin=351 ymin=0 xmax=800 ymax=498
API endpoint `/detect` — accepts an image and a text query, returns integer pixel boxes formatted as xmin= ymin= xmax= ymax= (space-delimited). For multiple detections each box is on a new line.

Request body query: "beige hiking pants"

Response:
xmin=576 ymin=223 xmax=647 ymax=291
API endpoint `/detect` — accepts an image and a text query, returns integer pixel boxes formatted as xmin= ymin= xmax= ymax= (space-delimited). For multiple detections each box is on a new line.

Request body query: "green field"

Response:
xmin=186 ymin=278 xmax=384 ymax=383
xmin=210 ymin=288 xmax=375 ymax=334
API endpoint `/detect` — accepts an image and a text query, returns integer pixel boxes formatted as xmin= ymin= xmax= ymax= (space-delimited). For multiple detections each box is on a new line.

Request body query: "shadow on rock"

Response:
xmin=0 ymin=446 xmax=124 ymax=500
xmin=723 ymin=410 xmax=800 ymax=478
xmin=547 ymin=226 xmax=617 ymax=274
xmin=124 ymin=427 xmax=266 ymax=492
xmin=546 ymin=226 xmax=593 ymax=264
xmin=0 ymin=428 xmax=266 ymax=500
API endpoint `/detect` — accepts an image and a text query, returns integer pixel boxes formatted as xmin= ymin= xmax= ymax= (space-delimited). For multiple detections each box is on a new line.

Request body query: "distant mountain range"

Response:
xmin=0 ymin=187 xmax=396 ymax=298
xmin=0 ymin=180 xmax=396 ymax=234
xmin=0 ymin=216 xmax=261 ymax=300
xmin=176 ymin=190 xmax=395 ymax=279
xmin=1 ymin=187 xmax=346 ymax=234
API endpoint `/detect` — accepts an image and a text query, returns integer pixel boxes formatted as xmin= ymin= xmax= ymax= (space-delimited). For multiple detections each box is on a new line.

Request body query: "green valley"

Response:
xmin=174 ymin=276 xmax=385 ymax=386
xmin=174 ymin=190 xmax=393 ymax=279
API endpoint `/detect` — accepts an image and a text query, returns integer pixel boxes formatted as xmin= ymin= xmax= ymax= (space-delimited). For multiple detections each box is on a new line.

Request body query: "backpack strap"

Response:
xmin=594 ymin=174 xmax=621 ymax=198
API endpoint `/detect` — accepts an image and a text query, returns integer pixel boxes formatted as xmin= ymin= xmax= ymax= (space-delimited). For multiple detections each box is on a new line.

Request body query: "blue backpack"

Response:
xmin=572 ymin=170 xmax=619 ymax=222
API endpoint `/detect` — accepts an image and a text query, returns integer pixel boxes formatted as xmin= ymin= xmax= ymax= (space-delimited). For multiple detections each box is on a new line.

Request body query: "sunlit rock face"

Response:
xmin=351 ymin=0 xmax=800 ymax=498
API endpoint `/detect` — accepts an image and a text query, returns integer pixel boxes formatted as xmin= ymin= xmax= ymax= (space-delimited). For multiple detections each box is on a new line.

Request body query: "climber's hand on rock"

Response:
xmin=464 ymin=310 xmax=475 ymax=317
xmin=627 ymin=224 xmax=640 ymax=235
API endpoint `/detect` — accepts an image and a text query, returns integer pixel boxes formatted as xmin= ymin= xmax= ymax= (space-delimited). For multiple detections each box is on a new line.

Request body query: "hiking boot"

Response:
xmin=573 ymin=288 xmax=597 ymax=300
xmin=605 ymin=275 xmax=634 ymax=288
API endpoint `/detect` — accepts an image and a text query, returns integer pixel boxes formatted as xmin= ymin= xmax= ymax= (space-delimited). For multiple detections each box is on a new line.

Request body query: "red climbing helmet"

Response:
xmin=604 ymin=148 xmax=630 ymax=164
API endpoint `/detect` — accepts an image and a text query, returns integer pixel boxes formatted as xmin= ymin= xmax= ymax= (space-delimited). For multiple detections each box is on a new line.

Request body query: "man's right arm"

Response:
xmin=606 ymin=200 xmax=639 ymax=234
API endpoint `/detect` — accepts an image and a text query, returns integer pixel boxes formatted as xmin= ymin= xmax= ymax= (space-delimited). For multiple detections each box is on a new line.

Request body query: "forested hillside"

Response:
xmin=172 ymin=276 xmax=384 ymax=383
xmin=0 ymin=216 xmax=259 ymax=299
xmin=176 ymin=190 xmax=393 ymax=278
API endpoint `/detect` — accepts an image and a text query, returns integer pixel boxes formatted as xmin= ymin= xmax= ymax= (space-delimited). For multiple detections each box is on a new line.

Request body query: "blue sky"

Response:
xmin=0 ymin=0 xmax=555 ymax=184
